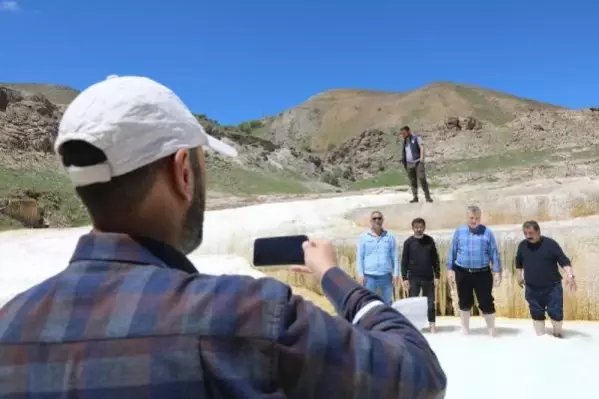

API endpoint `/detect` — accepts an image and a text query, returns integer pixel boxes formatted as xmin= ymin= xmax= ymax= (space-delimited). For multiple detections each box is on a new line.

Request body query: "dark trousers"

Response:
xmin=409 ymin=278 xmax=436 ymax=323
xmin=406 ymin=162 xmax=431 ymax=199
xmin=525 ymin=282 xmax=564 ymax=322
xmin=454 ymin=266 xmax=495 ymax=314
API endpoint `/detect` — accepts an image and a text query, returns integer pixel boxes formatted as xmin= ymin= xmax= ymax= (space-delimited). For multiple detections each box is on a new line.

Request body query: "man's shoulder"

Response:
xmin=542 ymin=236 xmax=558 ymax=244
xmin=423 ymin=234 xmax=436 ymax=243
xmin=481 ymin=225 xmax=495 ymax=235
xmin=359 ymin=231 xmax=373 ymax=240
xmin=384 ymin=230 xmax=397 ymax=238
xmin=542 ymin=236 xmax=561 ymax=249
xmin=0 ymin=273 xmax=64 ymax=341
xmin=453 ymin=225 xmax=467 ymax=233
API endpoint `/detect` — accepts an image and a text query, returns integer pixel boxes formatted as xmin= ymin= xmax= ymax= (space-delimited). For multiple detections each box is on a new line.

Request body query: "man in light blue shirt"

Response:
xmin=447 ymin=205 xmax=502 ymax=336
xmin=356 ymin=211 xmax=400 ymax=305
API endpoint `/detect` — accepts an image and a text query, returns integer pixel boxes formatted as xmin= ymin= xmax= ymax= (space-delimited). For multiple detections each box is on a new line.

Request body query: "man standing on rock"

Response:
xmin=400 ymin=126 xmax=433 ymax=203
xmin=401 ymin=218 xmax=441 ymax=333
xmin=447 ymin=205 xmax=502 ymax=336
xmin=515 ymin=220 xmax=576 ymax=338
xmin=356 ymin=211 xmax=401 ymax=305
xmin=0 ymin=76 xmax=447 ymax=398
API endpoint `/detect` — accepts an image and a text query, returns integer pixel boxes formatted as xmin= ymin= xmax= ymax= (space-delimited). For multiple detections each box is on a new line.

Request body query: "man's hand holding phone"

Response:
xmin=291 ymin=239 xmax=338 ymax=283
xmin=252 ymin=235 xmax=339 ymax=283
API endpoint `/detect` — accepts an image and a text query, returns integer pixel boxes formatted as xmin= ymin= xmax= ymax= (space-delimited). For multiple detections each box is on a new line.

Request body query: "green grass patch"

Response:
xmin=350 ymin=170 xmax=410 ymax=190
xmin=454 ymin=85 xmax=514 ymax=126
xmin=442 ymin=149 xmax=554 ymax=174
xmin=207 ymin=160 xmax=313 ymax=195
xmin=0 ymin=164 xmax=89 ymax=228
xmin=350 ymin=149 xmax=556 ymax=189
xmin=0 ymin=158 xmax=317 ymax=230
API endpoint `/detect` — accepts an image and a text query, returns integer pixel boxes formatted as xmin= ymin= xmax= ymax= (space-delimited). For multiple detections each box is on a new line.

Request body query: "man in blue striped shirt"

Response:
xmin=356 ymin=211 xmax=400 ymax=305
xmin=447 ymin=205 xmax=502 ymax=336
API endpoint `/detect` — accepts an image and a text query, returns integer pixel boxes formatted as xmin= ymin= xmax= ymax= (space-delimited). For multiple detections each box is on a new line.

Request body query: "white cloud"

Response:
xmin=0 ymin=1 xmax=20 ymax=12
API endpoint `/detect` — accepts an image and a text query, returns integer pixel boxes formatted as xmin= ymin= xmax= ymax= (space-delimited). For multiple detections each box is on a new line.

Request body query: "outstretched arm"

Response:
xmin=275 ymin=267 xmax=447 ymax=398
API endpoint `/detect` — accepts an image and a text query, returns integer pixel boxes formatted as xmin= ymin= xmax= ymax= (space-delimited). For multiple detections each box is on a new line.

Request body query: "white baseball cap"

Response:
xmin=55 ymin=74 xmax=238 ymax=187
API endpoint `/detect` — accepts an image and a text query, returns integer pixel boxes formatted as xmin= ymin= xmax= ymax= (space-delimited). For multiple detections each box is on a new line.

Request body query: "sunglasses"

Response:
xmin=371 ymin=217 xmax=383 ymax=221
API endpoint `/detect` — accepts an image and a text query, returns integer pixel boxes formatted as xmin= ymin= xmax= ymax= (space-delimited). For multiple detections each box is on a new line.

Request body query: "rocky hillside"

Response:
xmin=2 ymin=80 xmax=599 ymax=229
xmin=0 ymin=84 xmax=336 ymax=229
xmin=0 ymin=83 xmax=79 ymax=105
xmin=0 ymin=86 xmax=65 ymax=153
xmin=259 ymin=82 xmax=599 ymax=155
xmin=0 ymin=85 xmax=330 ymax=188
xmin=251 ymin=82 xmax=599 ymax=181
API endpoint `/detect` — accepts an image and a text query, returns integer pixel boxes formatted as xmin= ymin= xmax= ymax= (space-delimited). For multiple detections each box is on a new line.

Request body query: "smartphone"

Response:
xmin=253 ymin=235 xmax=308 ymax=267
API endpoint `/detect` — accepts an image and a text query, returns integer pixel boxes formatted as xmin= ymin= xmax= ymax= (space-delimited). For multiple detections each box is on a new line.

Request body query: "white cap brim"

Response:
xmin=205 ymin=133 xmax=238 ymax=157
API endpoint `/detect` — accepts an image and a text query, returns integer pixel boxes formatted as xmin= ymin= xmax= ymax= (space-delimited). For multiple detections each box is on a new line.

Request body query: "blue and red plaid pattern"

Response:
xmin=0 ymin=233 xmax=447 ymax=398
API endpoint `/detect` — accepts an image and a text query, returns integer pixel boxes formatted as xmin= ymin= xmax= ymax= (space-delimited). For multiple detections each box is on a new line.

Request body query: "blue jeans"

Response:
xmin=365 ymin=274 xmax=394 ymax=305
xmin=525 ymin=282 xmax=564 ymax=322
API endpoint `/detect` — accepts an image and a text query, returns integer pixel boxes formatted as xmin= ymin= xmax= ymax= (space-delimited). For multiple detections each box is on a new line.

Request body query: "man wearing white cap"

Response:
xmin=0 ymin=75 xmax=446 ymax=398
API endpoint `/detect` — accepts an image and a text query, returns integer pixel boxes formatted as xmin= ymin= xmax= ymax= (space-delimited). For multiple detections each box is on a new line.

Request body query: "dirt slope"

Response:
xmin=262 ymin=82 xmax=564 ymax=151
xmin=0 ymin=83 xmax=80 ymax=105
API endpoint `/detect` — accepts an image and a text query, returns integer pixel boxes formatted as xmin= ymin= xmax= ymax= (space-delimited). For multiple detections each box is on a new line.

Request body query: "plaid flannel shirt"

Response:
xmin=447 ymin=224 xmax=502 ymax=273
xmin=0 ymin=232 xmax=446 ymax=398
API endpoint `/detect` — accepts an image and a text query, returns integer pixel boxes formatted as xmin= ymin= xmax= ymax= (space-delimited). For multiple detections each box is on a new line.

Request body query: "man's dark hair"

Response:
xmin=59 ymin=140 xmax=170 ymax=222
xmin=411 ymin=217 xmax=426 ymax=227
xmin=522 ymin=220 xmax=540 ymax=232
xmin=400 ymin=125 xmax=411 ymax=132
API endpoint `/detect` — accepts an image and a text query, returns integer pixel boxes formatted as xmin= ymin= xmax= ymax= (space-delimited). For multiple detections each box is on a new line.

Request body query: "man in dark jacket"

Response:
xmin=401 ymin=218 xmax=441 ymax=332
xmin=400 ymin=126 xmax=433 ymax=203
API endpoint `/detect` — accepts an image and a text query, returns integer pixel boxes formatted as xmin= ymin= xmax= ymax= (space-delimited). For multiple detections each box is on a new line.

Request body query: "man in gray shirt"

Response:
xmin=400 ymin=126 xmax=433 ymax=203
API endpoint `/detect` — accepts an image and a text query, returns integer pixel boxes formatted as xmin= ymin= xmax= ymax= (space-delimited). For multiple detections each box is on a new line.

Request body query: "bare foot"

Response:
xmin=553 ymin=332 xmax=564 ymax=339
xmin=462 ymin=329 xmax=469 ymax=335
xmin=488 ymin=328 xmax=497 ymax=337
xmin=429 ymin=324 xmax=437 ymax=334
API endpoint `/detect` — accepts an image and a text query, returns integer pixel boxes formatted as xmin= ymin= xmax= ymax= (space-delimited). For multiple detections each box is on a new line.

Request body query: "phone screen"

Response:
xmin=253 ymin=235 xmax=308 ymax=267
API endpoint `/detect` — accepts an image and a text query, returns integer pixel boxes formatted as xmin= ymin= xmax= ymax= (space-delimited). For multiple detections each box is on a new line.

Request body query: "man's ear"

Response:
xmin=171 ymin=149 xmax=194 ymax=202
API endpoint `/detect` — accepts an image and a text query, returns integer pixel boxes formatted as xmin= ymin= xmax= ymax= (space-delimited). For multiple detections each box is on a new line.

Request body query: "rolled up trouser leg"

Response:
xmin=455 ymin=268 xmax=475 ymax=311
xmin=525 ymin=283 xmax=549 ymax=321
xmin=473 ymin=270 xmax=495 ymax=314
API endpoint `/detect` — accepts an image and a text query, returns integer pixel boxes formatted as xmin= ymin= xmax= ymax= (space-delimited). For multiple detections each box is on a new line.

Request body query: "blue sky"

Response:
xmin=1 ymin=0 xmax=598 ymax=124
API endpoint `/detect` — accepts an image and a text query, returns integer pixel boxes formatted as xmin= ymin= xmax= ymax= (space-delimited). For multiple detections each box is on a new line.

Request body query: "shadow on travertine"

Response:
xmin=432 ymin=325 xmax=461 ymax=334
xmin=468 ymin=327 xmax=521 ymax=336
xmin=562 ymin=328 xmax=593 ymax=339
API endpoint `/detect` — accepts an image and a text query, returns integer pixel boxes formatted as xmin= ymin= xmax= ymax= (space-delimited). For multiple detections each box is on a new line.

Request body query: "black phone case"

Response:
xmin=253 ymin=235 xmax=308 ymax=266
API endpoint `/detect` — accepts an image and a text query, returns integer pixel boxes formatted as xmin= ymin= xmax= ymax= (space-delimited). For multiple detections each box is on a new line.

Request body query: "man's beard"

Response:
xmin=180 ymin=152 xmax=205 ymax=255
